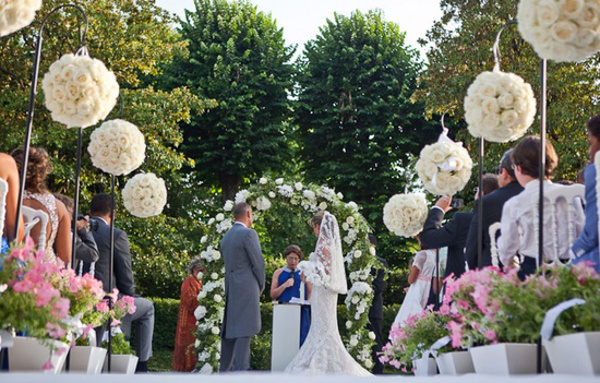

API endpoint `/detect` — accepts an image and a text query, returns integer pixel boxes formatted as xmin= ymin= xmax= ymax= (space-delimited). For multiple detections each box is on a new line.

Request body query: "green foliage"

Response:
xmin=294 ymin=9 xmax=438 ymax=267
xmin=160 ymin=0 xmax=296 ymax=200
xmin=103 ymin=332 xmax=135 ymax=355
xmin=148 ymin=298 xmax=180 ymax=350
xmin=417 ymin=0 xmax=599 ymax=180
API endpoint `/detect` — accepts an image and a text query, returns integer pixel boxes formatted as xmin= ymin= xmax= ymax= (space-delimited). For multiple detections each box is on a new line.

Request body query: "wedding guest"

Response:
xmin=366 ymin=234 xmax=387 ymax=374
xmin=173 ymin=257 xmax=205 ymax=372
xmin=572 ymin=114 xmax=600 ymax=272
xmin=53 ymin=193 xmax=99 ymax=275
xmin=498 ymin=136 xmax=584 ymax=278
xmin=271 ymin=244 xmax=312 ymax=346
xmin=12 ymin=147 xmax=71 ymax=264
xmin=220 ymin=202 xmax=265 ymax=372
xmin=465 ymin=149 xmax=524 ymax=270
xmin=89 ymin=193 xmax=155 ymax=373
xmin=392 ymin=234 xmax=435 ymax=327
xmin=0 ymin=153 xmax=24 ymax=252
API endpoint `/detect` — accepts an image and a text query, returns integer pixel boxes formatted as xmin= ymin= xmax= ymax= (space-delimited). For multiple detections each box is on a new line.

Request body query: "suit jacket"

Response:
xmin=368 ymin=256 xmax=388 ymax=321
xmin=420 ymin=208 xmax=472 ymax=279
xmin=221 ymin=222 xmax=265 ymax=339
xmin=572 ymin=164 xmax=600 ymax=271
xmin=464 ymin=181 xmax=524 ymax=270
xmin=90 ymin=217 xmax=135 ymax=296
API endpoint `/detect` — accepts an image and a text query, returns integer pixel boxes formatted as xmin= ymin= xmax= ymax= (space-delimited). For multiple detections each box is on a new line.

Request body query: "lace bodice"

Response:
xmin=24 ymin=191 xmax=59 ymax=263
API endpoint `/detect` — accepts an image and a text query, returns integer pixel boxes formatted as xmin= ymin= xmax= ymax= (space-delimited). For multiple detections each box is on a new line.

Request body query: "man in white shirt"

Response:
xmin=498 ymin=136 xmax=584 ymax=278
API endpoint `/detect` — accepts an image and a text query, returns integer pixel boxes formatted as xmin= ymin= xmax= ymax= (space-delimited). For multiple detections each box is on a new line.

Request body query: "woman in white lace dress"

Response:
xmin=12 ymin=147 xmax=72 ymax=265
xmin=284 ymin=211 xmax=371 ymax=376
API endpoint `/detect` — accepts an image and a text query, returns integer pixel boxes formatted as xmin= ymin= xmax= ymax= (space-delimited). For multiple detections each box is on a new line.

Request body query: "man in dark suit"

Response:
xmin=220 ymin=202 xmax=265 ymax=372
xmin=89 ymin=193 xmax=155 ymax=373
xmin=465 ymin=150 xmax=524 ymax=270
xmin=366 ymin=235 xmax=387 ymax=374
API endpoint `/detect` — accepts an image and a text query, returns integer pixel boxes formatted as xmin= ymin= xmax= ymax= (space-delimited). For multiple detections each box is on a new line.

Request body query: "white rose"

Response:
xmin=354 ymin=250 xmax=362 ymax=258
xmin=199 ymin=290 xmax=207 ymax=299
xmin=346 ymin=321 xmax=352 ymax=329
xmin=319 ymin=202 xmax=327 ymax=210
xmin=500 ymin=110 xmax=519 ymax=127
xmin=216 ymin=213 xmax=225 ymax=222
xmin=479 ymin=82 xmax=497 ymax=98
xmin=197 ymin=271 xmax=204 ymax=280
xmin=208 ymin=218 xmax=215 ymax=225
xmin=368 ymin=331 xmax=376 ymax=340
xmin=214 ymin=294 xmax=222 ymax=303
xmin=481 ymin=97 xmax=500 ymax=115
xmin=498 ymin=92 xmax=515 ymax=109
xmin=564 ymin=0 xmax=585 ymax=19
xmin=342 ymin=222 xmax=350 ymax=231
xmin=579 ymin=3 xmax=600 ymax=28
xmin=223 ymin=200 xmax=234 ymax=211
xmin=211 ymin=327 xmax=220 ymax=335
xmin=550 ymin=20 xmax=578 ymax=43
xmin=211 ymin=273 xmax=219 ymax=280
xmin=268 ymin=191 xmax=276 ymax=198
xmin=201 ymin=236 xmax=208 ymax=244
xmin=349 ymin=338 xmax=359 ymax=347
xmin=351 ymin=296 xmax=360 ymax=304
xmin=259 ymin=177 xmax=268 ymax=185
xmin=337 ymin=192 xmax=344 ymax=199
xmin=194 ymin=339 xmax=201 ymax=348
xmin=364 ymin=359 xmax=373 ymax=368
xmin=294 ymin=182 xmax=303 ymax=190
xmin=194 ymin=306 xmax=207 ymax=319
xmin=275 ymin=178 xmax=284 ymax=184
xmin=346 ymin=216 xmax=355 ymax=225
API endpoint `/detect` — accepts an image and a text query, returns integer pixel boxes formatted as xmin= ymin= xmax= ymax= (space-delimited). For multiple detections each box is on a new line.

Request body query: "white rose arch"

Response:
xmin=193 ymin=177 xmax=378 ymax=373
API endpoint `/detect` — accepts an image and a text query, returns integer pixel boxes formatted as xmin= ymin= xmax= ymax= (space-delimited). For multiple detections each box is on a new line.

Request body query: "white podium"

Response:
xmin=271 ymin=302 xmax=301 ymax=371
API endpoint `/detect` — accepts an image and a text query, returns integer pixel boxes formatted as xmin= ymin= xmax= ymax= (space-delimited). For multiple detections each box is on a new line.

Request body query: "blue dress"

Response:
xmin=277 ymin=267 xmax=311 ymax=346
xmin=1 ymin=237 xmax=8 ymax=254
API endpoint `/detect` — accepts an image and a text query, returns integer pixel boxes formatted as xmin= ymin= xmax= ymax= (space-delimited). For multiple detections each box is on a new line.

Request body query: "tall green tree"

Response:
xmin=162 ymin=0 xmax=296 ymax=201
xmin=417 ymin=0 xmax=600 ymax=178
xmin=0 ymin=0 xmax=215 ymax=297
xmin=295 ymin=9 xmax=437 ymax=261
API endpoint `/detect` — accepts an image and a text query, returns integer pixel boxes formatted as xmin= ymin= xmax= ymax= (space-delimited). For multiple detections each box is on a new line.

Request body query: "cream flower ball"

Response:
xmin=0 ymin=0 xmax=42 ymax=37
xmin=122 ymin=173 xmax=167 ymax=218
xmin=383 ymin=193 xmax=428 ymax=238
xmin=87 ymin=119 xmax=145 ymax=176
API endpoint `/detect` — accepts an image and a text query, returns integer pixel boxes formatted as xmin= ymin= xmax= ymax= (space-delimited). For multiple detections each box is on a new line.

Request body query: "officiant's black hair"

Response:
xmin=90 ymin=193 xmax=116 ymax=216
xmin=233 ymin=202 xmax=251 ymax=219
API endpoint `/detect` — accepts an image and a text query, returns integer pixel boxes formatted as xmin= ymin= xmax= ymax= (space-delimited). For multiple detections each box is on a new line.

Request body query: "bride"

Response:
xmin=284 ymin=211 xmax=371 ymax=376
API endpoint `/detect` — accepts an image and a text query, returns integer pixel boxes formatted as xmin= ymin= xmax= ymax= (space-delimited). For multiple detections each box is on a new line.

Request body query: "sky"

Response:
xmin=154 ymin=0 xmax=443 ymax=59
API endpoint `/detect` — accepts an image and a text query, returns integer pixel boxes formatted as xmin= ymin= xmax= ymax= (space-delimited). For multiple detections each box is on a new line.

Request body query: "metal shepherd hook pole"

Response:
xmin=13 ymin=3 xmax=88 ymax=255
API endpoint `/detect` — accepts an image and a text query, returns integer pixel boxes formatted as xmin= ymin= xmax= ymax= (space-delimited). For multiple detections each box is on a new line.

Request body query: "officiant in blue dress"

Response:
xmin=271 ymin=245 xmax=312 ymax=346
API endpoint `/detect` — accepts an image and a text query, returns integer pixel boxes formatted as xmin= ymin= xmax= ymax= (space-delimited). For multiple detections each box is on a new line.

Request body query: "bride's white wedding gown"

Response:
xmin=284 ymin=212 xmax=371 ymax=376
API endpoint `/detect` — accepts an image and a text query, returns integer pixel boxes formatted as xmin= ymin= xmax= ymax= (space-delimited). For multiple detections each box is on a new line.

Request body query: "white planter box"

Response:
xmin=68 ymin=346 xmax=107 ymax=374
xmin=8 ymin=336 xmax=68 ymax=373
xmin=436 ymin=351 xmax=475 ymax=375
xmin=470 ymin=343 xmax=538 ymax=375
xmin=413 ymin=356 xmax=437 ymax=376
xmin=103 ymin=354 xmax=139 ymax=374
xmin=543 ymin=332 xmax=600 ymax=375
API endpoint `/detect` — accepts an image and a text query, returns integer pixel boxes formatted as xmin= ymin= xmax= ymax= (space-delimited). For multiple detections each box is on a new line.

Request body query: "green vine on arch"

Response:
xmin=193 ymin=177 xmax=378 ymax=373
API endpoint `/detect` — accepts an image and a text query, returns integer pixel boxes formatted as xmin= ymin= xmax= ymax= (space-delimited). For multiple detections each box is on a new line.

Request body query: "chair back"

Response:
xmin=0 ymin=178 xmax=7 ymax=240
xmin=488 ymin=221 xmax=501 ymax=267
xmin=531 ymin=184 xmax=585 ymax=267
xmin=22 ymin=206 xmax=49 ymax=251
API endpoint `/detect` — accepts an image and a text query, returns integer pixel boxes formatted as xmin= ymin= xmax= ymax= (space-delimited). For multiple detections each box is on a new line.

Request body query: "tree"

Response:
xmin=295 ymin=9 xmax=438 ymax=263
xmin=161 ymin=0 xmax=296 ymax=201
xmin=417 ymin=0 xmax=600 ymax=179
xmin=0 ymin=0 xmax=215 ymax=297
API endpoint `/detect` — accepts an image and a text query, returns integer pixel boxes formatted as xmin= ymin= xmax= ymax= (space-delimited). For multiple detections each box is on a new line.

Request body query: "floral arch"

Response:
xmin=193 ymin=177 xmax=378 ymax=373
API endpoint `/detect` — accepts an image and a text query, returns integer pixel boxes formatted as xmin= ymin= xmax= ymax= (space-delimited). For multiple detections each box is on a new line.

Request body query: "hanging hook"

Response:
xmin=118 ymin=92 xmax=125 ymax=119
xmin=39 ymin=4 xmax=89 ymax=50
xmin=493 ymin=21 xmax=517 ymax=72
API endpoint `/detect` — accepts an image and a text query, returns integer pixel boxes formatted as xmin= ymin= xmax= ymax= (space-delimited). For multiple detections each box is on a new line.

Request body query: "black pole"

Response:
xmin=13 ymin=4 xmax=88 ymax=243
xmin=434 ymin=248 xmax=440 ymax=310
xmin=536 ymin=58 xmax=547 ymax=374
xmin=107 ymin=174 xmax=116 ymax=372
xmin=477 ymin=137 xmax=484 ymax=267
xmin=70 ymin=127 xmax=83 ymax=269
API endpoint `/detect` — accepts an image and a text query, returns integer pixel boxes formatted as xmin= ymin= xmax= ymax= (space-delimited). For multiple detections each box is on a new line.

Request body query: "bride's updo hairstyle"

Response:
xmin=309 ymin=211 xmax=325 ymax=228
xmin=11 ymin=146 xmax=53 ymax=194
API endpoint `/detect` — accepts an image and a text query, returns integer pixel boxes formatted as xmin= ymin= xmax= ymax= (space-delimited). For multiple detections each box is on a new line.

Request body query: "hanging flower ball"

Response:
xmin=0 ymin=0 xmax=42 ymax=37
xmin=41 ymin=48 xmax=119 ymax=128
xmin=383 ymin=193 xmax=428 ymax=238
xmin=122 ymin=173 xmax=167 ymax=218
xmin=464 ymin=70 xmax=536 ymax=143
xmin=87 ymin=119 xmax=145 ymax=176
xmin=518 ymin=0 xmax=600 ymax=62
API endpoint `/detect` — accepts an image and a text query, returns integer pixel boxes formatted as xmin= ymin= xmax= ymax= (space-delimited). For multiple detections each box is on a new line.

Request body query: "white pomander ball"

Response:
xmin=88 ymin=119 xmax=145 ymax=176
xmin=122 ymin=173 xmax=167 ymax=218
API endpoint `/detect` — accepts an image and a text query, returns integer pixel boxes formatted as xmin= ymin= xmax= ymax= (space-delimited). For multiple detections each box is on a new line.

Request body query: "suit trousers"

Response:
xmin=219 ymin=336 xmax=251 ymax=372
xmin=121 ymin=297 xmax=155 ymax=362
xmin=367 ymin=318 xmax=384 ymax=374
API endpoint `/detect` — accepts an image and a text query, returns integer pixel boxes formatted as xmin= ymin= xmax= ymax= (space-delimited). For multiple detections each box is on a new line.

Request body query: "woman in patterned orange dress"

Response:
xmin=172 ymin=257 xmax=205 ymax=371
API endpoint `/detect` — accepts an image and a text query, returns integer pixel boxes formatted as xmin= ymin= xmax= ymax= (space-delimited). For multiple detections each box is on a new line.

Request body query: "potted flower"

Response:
xmin=539 ymin=263 xmax=600 ymax=375
xmin=380 ymin=310 xmax=451 ymax=375
xmin=100 ymin=292 xmax=137 ymax=374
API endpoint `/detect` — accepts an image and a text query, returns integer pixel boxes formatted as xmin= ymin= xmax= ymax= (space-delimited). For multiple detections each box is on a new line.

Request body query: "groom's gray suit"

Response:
xmin=220 ymin=221 xmax=265 ymax=371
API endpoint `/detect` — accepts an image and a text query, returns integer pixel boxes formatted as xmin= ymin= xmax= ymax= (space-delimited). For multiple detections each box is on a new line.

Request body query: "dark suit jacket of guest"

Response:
xmin=464 ymin=181 xmax=524 ymax=270
xmin=89 ymin=217 xmax=135 ymax=296
xmin=420 ymin=209 xmax=472 ymax=279
xmin=368 ymin=256 xmax=388 ymax=321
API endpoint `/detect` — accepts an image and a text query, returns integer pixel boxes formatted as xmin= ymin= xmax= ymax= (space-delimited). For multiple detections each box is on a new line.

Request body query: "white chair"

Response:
xmin=22 ymin=206 xmax=49 ymax=251
xmin=489 ymin=221 xmax=501 ymax=267
xmin=0 ymin=178 xmax=7 ymax=240
xmin=531 ymin=184 xmax=585 ymax=267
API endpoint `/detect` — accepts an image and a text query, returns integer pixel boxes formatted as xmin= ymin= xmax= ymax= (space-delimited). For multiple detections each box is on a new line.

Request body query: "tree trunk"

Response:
xmin=220 ymin=173 xmax=242 ymax=203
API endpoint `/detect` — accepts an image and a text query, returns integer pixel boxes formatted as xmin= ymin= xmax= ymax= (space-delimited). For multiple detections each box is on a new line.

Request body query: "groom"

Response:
xmin=220 ymin=202 xmax=265 ymax=371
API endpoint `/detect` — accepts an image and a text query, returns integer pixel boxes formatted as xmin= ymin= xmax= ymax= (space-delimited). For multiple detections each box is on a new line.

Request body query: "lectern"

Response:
xmin=271 ymin=302 xmax=301 ymax=371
